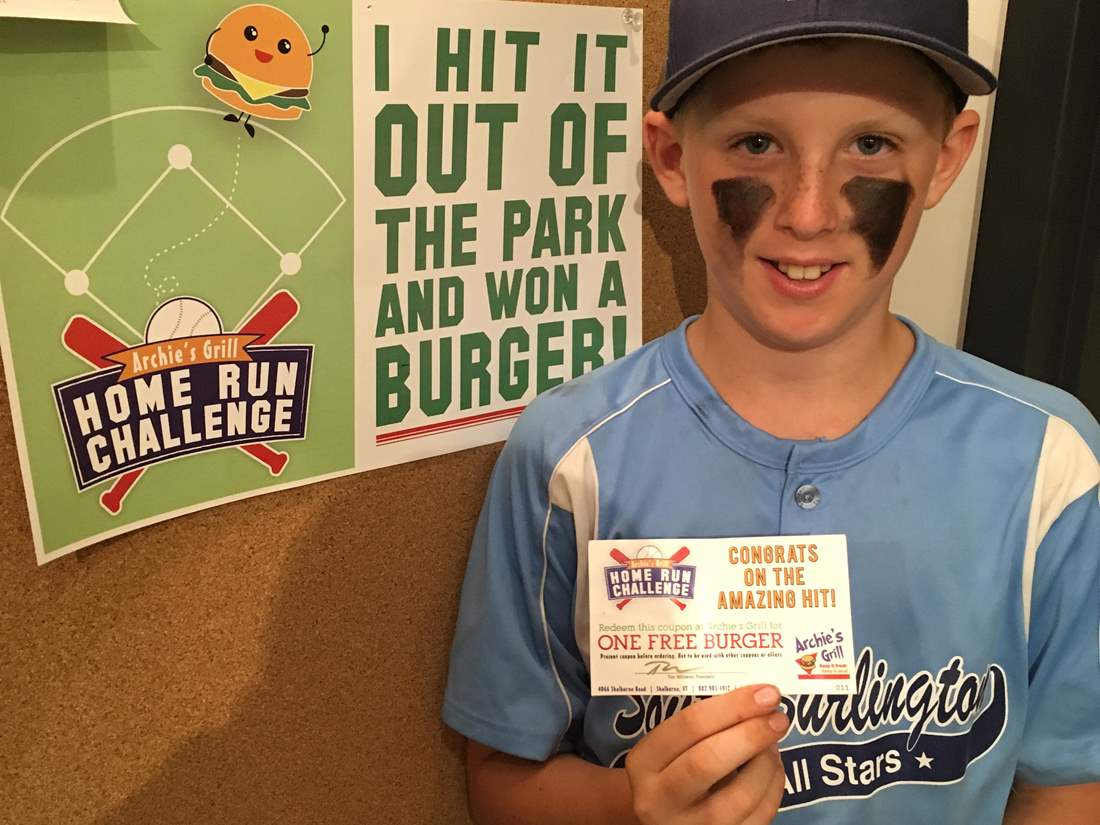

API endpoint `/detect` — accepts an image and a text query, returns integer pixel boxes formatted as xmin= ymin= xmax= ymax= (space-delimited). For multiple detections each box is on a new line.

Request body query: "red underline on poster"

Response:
xmin=376 ymin=406 xmax=527 ymax=445
xmin=796 ymin=674 xmax=851 ymax=680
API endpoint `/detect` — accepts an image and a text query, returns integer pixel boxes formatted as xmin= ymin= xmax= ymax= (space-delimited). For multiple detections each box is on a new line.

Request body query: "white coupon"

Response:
xmin=588 ymin=536 xmax=855 ymax=696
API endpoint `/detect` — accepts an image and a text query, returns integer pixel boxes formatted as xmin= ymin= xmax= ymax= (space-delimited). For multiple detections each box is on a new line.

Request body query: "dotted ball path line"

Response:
xmin=143 ymin=137 xmax=242 ymax=302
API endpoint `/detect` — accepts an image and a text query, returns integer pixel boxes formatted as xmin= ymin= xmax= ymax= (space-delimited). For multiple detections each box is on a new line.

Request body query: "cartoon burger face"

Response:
xmin=195 ymin=4 xmax=327 ymax=123
xmin=796 ymin=653 xmax=818 ymax=674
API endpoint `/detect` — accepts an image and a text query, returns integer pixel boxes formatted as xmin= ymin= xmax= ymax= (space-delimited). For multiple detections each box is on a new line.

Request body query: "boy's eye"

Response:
xmin=734 ymin=134 xmax=775 ymax=155
xmin=854 ymin=135 xmax=896 ymax=156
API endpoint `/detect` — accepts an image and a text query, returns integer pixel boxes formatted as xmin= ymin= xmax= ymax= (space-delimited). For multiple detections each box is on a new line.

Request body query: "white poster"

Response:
xmin=355 ymin=0 xmax=644 ymax=466
xmin=0 ymin=0 xmax=135 ymax=24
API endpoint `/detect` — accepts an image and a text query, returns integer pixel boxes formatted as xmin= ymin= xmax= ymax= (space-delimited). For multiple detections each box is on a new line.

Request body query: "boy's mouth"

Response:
xmin=761 ymin=258 xmax=844 ymax=282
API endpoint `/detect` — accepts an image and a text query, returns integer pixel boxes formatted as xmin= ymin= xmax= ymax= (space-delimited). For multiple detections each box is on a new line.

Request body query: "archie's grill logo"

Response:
xmin=53 ymin=292 xmax=311 ymax=512
xmin=793 ymin=627 xmax=850 ymax=680
xmin=604 ymin=545 xmax=696 ymax=610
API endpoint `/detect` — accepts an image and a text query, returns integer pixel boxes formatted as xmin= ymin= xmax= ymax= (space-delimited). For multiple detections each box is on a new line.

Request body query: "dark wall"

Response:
xmin=965 ymin=0 xmax=1100 ymax=416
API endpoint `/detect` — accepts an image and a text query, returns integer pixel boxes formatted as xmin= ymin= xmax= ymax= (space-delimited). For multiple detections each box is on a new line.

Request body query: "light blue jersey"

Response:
xmin=443 ymin=317 xmax=1100 ymax=822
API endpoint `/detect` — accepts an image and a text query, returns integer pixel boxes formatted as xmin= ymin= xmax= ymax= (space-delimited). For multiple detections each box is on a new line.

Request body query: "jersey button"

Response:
xmin=794 ymin=484 xmax=821 ymax=510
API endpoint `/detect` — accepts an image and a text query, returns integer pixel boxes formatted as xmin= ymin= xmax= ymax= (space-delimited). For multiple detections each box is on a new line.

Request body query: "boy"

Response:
xmin=443 ymin=2 xmax=1100 ymax=823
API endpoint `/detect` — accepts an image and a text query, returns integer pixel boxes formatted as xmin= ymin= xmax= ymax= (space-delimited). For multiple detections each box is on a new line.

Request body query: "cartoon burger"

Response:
xmin=195 ymin=4 xmax=328 ymax=137
xmin=796 ymin=653 xmax=818 ymax=674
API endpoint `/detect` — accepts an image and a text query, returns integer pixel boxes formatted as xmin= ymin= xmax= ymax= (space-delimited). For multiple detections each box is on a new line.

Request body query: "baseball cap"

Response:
xmin=652 ymin=0 xmax=998 ymax=113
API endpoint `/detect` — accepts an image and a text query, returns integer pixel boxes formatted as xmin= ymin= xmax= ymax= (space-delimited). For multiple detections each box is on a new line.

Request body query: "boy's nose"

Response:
xmin=774 ymin=164 xmax=840 ymax=241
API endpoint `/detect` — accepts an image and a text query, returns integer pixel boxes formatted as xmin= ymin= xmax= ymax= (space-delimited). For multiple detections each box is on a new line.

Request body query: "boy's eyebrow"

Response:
xmin=843 ymin=117 xmax=910 ymax=134
xmin=708 ymin=111 xmax=786 ymax=131
xmin=715 ymin=111 xmax=911 ymax=134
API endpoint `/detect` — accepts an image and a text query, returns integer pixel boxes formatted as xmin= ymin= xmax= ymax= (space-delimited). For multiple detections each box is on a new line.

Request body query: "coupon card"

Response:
xmin=588 ymin=536 xmax=855 ymax=696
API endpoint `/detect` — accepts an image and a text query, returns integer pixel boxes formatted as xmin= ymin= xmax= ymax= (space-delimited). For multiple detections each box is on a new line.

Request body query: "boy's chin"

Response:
xmin=752 ymin=317 xmax=851 ymax=352
xmin=724 ymin=301 xmax=881 ymax=353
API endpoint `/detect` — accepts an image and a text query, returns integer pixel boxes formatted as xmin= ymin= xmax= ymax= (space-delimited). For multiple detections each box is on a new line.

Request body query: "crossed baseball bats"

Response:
xmin=610 ymin=546 xmax=691 ymax=610
xmin=61 ymin=290 xmax=300 ymax=515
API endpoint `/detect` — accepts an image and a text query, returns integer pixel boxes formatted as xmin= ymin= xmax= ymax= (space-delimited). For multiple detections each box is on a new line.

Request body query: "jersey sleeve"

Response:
xmin=1016 ymin=423 xmax=1100 ymax=785
xmin=442 ymin=410 xmax=590 ymax=762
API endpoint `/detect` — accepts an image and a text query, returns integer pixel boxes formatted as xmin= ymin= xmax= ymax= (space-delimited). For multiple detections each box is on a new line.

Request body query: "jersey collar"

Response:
xmin=659 ymin=315 xmax=936 ymax=472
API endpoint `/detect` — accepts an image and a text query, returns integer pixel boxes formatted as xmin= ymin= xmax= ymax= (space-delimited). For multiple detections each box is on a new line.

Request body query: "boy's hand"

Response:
xmin=624 ymin=685 xmax=789 ymax=825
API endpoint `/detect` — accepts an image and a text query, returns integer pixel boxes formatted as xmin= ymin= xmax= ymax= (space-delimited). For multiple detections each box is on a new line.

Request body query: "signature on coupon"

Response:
xmin=639 ymin=660 xmax=702 ymax=677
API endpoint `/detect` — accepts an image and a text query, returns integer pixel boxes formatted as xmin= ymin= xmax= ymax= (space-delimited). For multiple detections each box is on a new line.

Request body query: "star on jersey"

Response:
xmin=916 ymin=753 xmax=935 ymax=770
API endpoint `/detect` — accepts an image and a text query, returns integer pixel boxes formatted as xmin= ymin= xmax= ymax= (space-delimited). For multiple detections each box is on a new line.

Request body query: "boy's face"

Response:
xmin=645 ymin=39 xmax=979 ymax=352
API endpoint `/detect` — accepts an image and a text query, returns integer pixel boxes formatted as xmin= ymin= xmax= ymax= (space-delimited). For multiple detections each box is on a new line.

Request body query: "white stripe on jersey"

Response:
xmin=934 ymin=371 xmax=1053 ymax=416
xmin=934 ymin=370 xmax=1100 ymax=636
xmin=1022 ymin=416 xmax=1100 ymax=636
xmin=550 ymin=437 xmax=599 ymax=664
xmin=540 ymin=379 xmax=671 ymax=750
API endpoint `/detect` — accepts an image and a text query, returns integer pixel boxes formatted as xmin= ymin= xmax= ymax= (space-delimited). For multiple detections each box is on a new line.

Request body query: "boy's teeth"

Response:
xmin=774 ymin=261 xmax=833 ymax=281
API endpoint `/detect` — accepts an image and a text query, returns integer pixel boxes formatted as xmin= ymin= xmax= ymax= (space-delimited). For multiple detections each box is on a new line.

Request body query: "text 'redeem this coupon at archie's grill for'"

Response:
xmin=588 ymin=535 xmax=856 ymax=695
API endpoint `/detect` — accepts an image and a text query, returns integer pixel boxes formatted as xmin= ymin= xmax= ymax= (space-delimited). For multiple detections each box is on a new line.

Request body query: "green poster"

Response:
xmin=0 ymin=0 xmax=643 ymax=563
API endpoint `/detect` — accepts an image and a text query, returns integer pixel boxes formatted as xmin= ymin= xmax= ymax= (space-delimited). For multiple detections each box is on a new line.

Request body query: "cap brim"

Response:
xmin=651 ymin=23 xmax=998 ymax=113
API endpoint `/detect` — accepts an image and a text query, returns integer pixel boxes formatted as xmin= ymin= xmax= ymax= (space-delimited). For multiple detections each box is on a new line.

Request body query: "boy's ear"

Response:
xmin=643 ymin=110 xmax=690 ymax=208
xmin=923 ymin=109 xmax=981 ymax=210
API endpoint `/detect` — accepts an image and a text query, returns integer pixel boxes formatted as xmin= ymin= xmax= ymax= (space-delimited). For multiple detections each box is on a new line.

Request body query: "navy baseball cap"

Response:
xmin=652 ymin=0 xmax=998 ymax=113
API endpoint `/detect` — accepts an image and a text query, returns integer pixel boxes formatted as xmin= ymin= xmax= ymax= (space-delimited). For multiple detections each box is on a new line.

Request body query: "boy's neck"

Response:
xmin=685 ymin=307 xmax=916 ymax=441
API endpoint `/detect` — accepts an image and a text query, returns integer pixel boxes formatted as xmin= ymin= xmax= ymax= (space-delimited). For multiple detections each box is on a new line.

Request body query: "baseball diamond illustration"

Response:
xmin=1 ymin=106 xmax=345 ymax=515
xmin=1 ymin=106 xmax=344 ymax=338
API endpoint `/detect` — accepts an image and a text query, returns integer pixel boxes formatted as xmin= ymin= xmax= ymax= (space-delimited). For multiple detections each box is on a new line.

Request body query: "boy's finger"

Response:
xmin=659 ymin=712 xmax=788 ymax=810
xmin=628 ymin=684 xmax=783 ymax=773
xmin=739 ymin=755 xmax=788 ymax=825
xmin=691 ymin=745 xmax=784 ymax=823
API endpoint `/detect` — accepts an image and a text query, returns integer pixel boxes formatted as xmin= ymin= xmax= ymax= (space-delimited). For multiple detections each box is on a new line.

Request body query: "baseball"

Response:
xmin=144 ymin=297 xmax=223 ymax=343
xmin=635 ymin=545 xmax=663 ymax=560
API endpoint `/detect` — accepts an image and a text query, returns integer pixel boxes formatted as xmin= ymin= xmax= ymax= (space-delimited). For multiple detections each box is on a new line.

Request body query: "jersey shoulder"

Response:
xmin=930 ymin=340 xmax=1100 ymax=459
xmin=505 ymin=332 xmax=674 ymax=471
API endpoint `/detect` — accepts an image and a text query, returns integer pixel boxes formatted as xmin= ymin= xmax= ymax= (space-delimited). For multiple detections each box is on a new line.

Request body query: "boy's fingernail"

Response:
xmin=754 ymin=686 xmax=779 ymax=706
xmin=769 ymin=712 xmax=790 ymax=732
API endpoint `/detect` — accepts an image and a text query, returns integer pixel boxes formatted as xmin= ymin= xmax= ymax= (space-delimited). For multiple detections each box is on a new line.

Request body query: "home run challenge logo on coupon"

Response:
xmin=604 ymin=545 xmax=696 ymax=610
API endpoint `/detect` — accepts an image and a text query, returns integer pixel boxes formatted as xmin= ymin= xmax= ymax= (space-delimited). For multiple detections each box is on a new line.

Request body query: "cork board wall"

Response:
xmin=0 ymin=1 xmax=699 ymax=823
